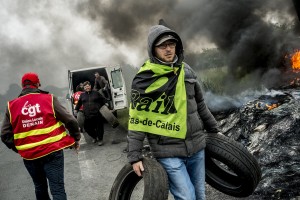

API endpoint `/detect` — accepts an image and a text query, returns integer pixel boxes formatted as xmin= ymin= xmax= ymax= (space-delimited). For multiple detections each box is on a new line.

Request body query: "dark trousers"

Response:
xmin=23 ymin=150 xmax=66 ymax=200
xmin=77 ymin=110 xmax=85 ymax=132
xmin=84 ymin=115 xmax=104 ymax=140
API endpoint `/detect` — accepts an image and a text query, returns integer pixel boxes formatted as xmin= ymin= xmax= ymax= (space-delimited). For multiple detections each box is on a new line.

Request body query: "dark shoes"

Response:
xmin=92 ymin=138 xmax=103 ymax=146
xmin=92 ymin=138 xmax=98 ymax=143
xmin=97 ymin=140 xmax=103 ymax=146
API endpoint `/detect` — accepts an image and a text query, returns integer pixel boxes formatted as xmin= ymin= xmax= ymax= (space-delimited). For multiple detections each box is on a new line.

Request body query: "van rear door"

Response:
xmin=105 ymin=66 xmax=128 ymax=110
xmin=67 ymin=70 xmax=75 ymax=114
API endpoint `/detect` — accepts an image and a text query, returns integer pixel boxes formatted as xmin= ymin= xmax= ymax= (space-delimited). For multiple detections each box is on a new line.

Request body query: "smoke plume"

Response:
xmin=0 ymin=0 xmax=299 ymax=99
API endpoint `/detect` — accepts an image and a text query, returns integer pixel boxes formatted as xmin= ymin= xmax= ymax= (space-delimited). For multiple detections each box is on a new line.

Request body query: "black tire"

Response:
xmin=205 ymin=133 xmax=262 ymax=197
xmin=109 ymin=157 xmax=169 ymax=200
xmin=99 ymin=105 xmax=119 ymax=128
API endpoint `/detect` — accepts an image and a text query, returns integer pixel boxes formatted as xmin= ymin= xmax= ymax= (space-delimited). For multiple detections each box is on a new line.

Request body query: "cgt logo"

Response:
xmin=21 ymin=101 xmax=41 ymax=117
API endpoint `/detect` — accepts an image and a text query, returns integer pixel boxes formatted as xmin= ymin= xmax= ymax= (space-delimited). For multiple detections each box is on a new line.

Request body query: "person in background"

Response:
xmin=72 ymin=83 xmax=85 ymax=132
xmin=127 ymin=24 xmax=220 ymax=200
xmin=93 ymin=72 xmax=108 ymax=92
xmin=75 ymin=81 xmax=105 ymax=146
xmin=1 ymin=72 xmax=81 ymax=200
xmin=93 ymin=71 xmax=111 ymax=101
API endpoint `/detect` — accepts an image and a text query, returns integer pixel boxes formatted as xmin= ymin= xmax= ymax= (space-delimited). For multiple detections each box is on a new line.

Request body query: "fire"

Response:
xmin=291 ymin=50 xmax=300 ymax=71
xmin=265 ymin=103 xmax=278 ymax=110
xmin=255 ymin=102 xmax=279 ymax=110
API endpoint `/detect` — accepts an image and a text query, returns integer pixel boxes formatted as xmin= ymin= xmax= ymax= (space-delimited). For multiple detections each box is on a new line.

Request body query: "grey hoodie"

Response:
xmin=127 ymin=25 xmax=219 ymax=163
xmin=147 ymin=25 xmax=184 ymax=66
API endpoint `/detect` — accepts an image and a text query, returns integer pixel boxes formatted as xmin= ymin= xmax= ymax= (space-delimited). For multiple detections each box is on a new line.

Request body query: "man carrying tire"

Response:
xmin=75 ymin=81 xmax=106 ymax=146
xmin=127 ymin=23 xmax=220 ymax=200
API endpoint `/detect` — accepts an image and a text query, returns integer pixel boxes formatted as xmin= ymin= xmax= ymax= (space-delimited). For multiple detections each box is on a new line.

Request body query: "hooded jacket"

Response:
xmin=127 ymin=25 xmax=219 ymax=163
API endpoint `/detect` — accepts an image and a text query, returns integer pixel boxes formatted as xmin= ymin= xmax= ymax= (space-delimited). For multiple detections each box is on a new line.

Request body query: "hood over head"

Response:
xmin=147 ymin=25 xmax=184 ymax=66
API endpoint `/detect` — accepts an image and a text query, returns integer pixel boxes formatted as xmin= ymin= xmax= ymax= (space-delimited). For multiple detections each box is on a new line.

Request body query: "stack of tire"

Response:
xmin=109 ymin=133 xmax=262 ymax=200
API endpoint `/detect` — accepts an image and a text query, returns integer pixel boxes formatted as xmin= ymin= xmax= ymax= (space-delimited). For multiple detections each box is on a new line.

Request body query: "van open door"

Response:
xmin=67 ymin=69 xmax=75 ymax=114
xmin=67 ymin=65 xmax=128 ymax=114
xmin=105 ymin=66 xmax=128 ymax=110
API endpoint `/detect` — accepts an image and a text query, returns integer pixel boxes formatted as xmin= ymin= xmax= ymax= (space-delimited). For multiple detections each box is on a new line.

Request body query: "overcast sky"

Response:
xmin=0 ymin=0 xmax=298 ymax=95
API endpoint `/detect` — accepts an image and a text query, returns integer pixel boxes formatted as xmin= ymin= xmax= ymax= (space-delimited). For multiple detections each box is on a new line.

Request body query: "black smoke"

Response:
xmin=76 ymin=0 xmax=300 ymax=91
xmin=1 ymin=0 xmax=299 ymax=97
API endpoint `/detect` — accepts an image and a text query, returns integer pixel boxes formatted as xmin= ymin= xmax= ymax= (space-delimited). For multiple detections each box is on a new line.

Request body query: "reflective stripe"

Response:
xmin=16 ymin=132 xmax=67 ymax=150
xmin=14 ymin=122 xmax=63 ymax=139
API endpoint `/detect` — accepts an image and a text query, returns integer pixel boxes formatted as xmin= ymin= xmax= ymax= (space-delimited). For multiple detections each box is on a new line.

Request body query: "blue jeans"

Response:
xmin=157 ymin=149 xmax=205 ymax=200
xmin=23 ymin=150 xmax=67 ymax=200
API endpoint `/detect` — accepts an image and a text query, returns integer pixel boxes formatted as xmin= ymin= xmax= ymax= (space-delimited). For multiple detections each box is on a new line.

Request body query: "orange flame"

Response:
xmin=255 ymin=102 xmax=279 ymax=110
xmin=291 ymin=50 xmax=300 ymax=71
xmin=265 ymin=103 xmax=278 ymax=110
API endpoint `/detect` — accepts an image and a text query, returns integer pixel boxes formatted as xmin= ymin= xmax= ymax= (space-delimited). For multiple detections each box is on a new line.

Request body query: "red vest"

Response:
xmin=8 ymin=93 xmax=75 ymax=160
xmin=72 ymin=91 xmax=83 ymax=110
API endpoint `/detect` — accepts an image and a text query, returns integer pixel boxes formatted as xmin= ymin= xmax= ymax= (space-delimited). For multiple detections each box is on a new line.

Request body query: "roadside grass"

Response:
xmin=117 ymin=108 xmax=129 ymax=130
xmin=197 ymin=66 xmax=228 ymax=94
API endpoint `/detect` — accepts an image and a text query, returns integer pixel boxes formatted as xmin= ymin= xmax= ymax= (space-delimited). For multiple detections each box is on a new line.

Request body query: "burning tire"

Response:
xmin=205 ymin=133 xmax=262 ymax=197
xmin=109 ymin=157 xmax=169 ymax=200
xmin=99 ymin=105 xmax=119 ymax=128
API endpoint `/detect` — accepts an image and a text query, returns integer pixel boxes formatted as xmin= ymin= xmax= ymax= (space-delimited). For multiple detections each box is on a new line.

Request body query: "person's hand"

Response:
xmin=132 ymin=161 xmax=144 ymax=177
xmin=73 ymin=141 xmax=80 ymax=153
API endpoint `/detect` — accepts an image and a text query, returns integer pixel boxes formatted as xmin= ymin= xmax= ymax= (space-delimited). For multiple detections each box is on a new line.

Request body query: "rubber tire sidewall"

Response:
xmin=205 ymin=133 xmax=262 ymax=197
xmin=99 ymin=105 xmax=119 ymax=128
xmin=109 ymin=157 xmax=169 ymax=200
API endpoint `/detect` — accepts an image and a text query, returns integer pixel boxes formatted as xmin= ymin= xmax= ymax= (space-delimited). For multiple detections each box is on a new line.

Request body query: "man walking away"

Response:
xmin=1 ymin=72 xmax=81 ymax=200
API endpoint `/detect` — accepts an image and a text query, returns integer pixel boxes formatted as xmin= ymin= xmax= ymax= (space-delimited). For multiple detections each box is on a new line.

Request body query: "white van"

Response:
xmin=67 ymin=65 xmax=128 ymax=116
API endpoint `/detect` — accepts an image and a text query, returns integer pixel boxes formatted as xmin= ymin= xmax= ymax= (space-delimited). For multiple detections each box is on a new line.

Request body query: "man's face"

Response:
xmin=154 ymin=40 xmax=176 ymax=63
xmin=95 ymin=73 xmax=100 ymax=78
xmin=84 ymin=84 xmax=91 ymax=92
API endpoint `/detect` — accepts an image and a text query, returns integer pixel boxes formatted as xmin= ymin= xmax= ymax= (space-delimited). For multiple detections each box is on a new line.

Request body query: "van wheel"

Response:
xmin=99 ymin=105 xmax=119 ymax=128
xmin=205 ymin=133 xmax=262 ymax=197
xmin=109 ymin=157 xmax=169 ymax=200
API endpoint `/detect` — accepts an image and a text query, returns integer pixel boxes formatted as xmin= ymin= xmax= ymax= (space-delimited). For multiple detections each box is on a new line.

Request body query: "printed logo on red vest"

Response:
xmin=21 ymin=101 xmax=44 ymax=128
xmin=21 ymin=101 xmax=41 ymax=117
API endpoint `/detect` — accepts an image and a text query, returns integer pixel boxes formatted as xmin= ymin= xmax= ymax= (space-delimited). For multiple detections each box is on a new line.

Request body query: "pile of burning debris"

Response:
xmin=213 ymin=52 xmax=300 ymax=199
xmin=215 ymin=89 xmax=299 ymax=199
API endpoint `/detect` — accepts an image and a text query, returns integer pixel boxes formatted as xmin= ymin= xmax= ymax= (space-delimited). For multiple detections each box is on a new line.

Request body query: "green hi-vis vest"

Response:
xmin=128 ymin=60 xmax=187 ymax=139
